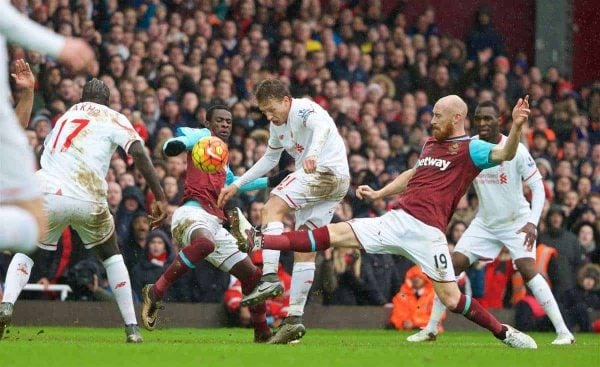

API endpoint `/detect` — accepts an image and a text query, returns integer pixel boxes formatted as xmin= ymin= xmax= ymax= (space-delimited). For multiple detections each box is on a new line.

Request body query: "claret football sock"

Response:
xmin=452 ymin=294 xmax=506 ymax=340
xmin=249 ymin=302 xmax=269 ymax=333
xmin=262 ymin=227 xmax=331 ymax=252
xmin=241 ymin=267 xmax=263 ymax=295
xmin=154 ymin=237 xmax=215 ymax=300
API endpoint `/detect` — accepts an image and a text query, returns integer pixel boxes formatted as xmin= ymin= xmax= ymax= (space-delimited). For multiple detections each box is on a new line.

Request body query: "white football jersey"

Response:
xmin=472 ymin=135 xmax=541 ymax=229
xmin=37 ymin=102 xmax=142 ymax=203
xmin=268 ymin=98 xmax=349 ymax=177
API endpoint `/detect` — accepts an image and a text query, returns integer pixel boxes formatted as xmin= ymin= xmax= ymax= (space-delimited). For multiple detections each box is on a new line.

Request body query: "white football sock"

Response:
xmin=527 ymin=273 xmax=570 ymax=334
xmin=0 ymin=206 xmax=39 ymax=253
xmin=287 ymin=261 xmax=316 ymax=317
xmin=2 ymin=253 xmax=34 ymax=304
xmin=103 ymin=254 xmax=137 ymax=325
xmin=262 ymin=222 xmax=283 ymax=275
xmin=425 ymin=295 xmax=447 ymax=332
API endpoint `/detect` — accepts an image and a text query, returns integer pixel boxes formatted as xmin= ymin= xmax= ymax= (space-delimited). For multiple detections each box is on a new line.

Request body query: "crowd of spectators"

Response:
xmin=1 ymin=0 xmax=599 ymax=331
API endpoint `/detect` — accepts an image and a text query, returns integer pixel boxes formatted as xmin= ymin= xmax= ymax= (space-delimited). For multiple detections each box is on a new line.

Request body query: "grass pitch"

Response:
xmin=0 ymin=327 xmax=598 ymax=367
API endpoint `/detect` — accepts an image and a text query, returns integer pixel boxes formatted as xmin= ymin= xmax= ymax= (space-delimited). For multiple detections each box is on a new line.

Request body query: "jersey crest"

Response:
xmin=298 ymin=107 xmax=315 ymax=124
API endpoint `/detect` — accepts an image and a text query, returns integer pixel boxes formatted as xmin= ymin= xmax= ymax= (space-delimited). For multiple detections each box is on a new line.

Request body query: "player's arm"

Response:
xmin=489 ymin=96 xmax=530 ymax=163
xmin=1 ymin=2 xmax=95 ymax=73
xmin=517 ymin=146 xmax=545 ymax=250
xmin=217 ymin=144 xmax=283 ymax=207
xmin=163 ymin=127 xmax=211 ymax=156
xmin=128 ymin=141 xmax=167 ymax=228
xmin=356 ymin=167 xmax=417 ymax=201
xmin=11 ymin=59 xmax=35 ymax=128
xmin=225 ymin=167 xmax=291 ymax=192
xmin=303 ymin=112 xmax=332 ymax=173
xmin=129 ymin=141 xmax=166 ymax=202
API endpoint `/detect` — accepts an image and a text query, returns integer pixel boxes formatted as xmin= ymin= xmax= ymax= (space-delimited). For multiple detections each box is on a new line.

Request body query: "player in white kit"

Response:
xmin=0 ymin=79 xmax=168 ymax=342
xmin=0 ymin=0 xmax=95 ymax=254
xmin=218 ymin=79 xmax=350 ymax=344
xmin=0 ymin=1 xmax=95 ymax=341
xmin=408 ymin=100 xmax=574 ymax=345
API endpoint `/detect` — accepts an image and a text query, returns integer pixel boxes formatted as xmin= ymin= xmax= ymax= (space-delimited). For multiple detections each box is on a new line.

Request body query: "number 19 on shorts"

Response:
xmin=433 ymin=253 xmax=448 ymax=269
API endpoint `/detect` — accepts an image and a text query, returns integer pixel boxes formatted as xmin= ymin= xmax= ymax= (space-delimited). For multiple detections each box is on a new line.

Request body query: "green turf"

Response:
xmin=0 ymin=327 xmax=598 ymax=367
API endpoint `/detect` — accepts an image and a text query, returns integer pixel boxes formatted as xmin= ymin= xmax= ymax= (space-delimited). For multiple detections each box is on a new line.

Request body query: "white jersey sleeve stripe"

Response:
xmin=523 ymin=169 xmax=539 ymax=182
xmin=123 ymin=138 xmax=138 ymax=154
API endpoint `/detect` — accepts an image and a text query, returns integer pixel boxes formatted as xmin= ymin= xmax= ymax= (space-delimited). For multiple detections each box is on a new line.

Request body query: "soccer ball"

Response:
xmin=191 ymin=136 xmax=229 ymax=173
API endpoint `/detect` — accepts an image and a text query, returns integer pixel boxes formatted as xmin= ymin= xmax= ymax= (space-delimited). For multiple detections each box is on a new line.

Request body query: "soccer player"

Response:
xmin=232 ymin=95 xmax=538 ymax=348
xmin=0 ymin=79 xmax=167 ymax=343
xmin=0 ymin=1 xmax=95 ymax=254
xmin=407 ymin=100 xmax=574 ymax=345
xmin=218 ymin=79 xmax=350 ymax=344
xmin=140 ymin=105 xmax=289 ymax=343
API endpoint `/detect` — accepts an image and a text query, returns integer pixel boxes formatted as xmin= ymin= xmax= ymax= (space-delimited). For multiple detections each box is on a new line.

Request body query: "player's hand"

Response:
xmin=149 ymin=200 xmax=168 ymax=229
xmin=163 ymin=140 xmax=186 ymax=156
xmin=57 ymin=38 xmax=98 ymax=74
xmin=517 ymin=222 xmax=537 ymax=251
xmin=218 ymin=185 xmax=239 ymax=208
xmin=267 ymin=169 xmax=291 ymax=187
xmin=356 ymin=185 xmax=380 ymax=201
xmin=303 ymin=155 xmax=317 ymax=173
xmin=11 ymin=59 xmax=35 ymax=91
xmin=511 ymin=95 xmax=530 ymax=129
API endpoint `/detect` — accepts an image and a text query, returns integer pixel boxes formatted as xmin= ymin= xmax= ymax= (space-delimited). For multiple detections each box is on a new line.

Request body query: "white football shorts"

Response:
xmin=454 ymin=217 xmax=535 ymax=264
xmin=348 ymin=209 xmax=456 ymax=282
xmin=39 ymin=194 xmax=114 ymax=250
xmin=271 ymin=168 xmax=350 ymax=229
xmin=171 ymin=203 xmax=246 ymax=272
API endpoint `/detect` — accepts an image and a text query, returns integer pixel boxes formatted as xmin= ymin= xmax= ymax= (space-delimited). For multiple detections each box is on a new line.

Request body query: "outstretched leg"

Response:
xmin=433 ymin=281 xmax=537 ymax=349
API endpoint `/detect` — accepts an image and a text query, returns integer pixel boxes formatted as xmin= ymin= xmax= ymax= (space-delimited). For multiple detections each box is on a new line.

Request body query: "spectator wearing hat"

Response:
xmin=574 ymin=222 xmax=600 ymax=265
xmin=30 ymin=113 xmax=52 ymax=141
xmin=131 ymin=230 xmax=184 ymax=300
xmin=561 ymin=264 xmax=600 ymax=331
xmin=120 ymin=211 xmax=151 ymax=271
xmin=539 ymin=207 xmax=583 ymax=299
xmin=115 ymin=185 xmax=147 ymax=241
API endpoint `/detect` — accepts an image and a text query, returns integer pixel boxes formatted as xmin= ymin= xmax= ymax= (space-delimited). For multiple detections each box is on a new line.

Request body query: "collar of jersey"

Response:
xmin=444 ymin=135 xmax=470 ymax=142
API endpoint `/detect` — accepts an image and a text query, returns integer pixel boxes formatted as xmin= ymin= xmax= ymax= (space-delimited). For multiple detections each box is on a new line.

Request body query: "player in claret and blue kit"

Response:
xmin=140 ymin=105 xmax=289 ymax=342
xmin=408 ymin=100 xmax=574 ymax=345
xmin=232 ymin=94 xmax=538 ymax=348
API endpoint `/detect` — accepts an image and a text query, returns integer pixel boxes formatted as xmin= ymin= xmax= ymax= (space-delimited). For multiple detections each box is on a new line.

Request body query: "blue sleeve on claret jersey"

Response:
xmin=225 ymin=166 xmax=268 ymax=192
xmin=469 ymin=139 xmax=498 ymax=169
xmin=164 ymin=127 xmax=211 ymax=151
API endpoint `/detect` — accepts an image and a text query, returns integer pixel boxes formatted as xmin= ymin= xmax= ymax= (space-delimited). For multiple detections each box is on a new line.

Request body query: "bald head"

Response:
xmin=436 ymin=95 xmax=468 ymax=119
xmin=431 ymin=95 xmax=468 ymax=141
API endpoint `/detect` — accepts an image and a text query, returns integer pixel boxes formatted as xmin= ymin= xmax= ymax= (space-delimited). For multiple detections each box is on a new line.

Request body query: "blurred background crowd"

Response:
xmin=1 ymin=0 xmax=599 ymax=332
